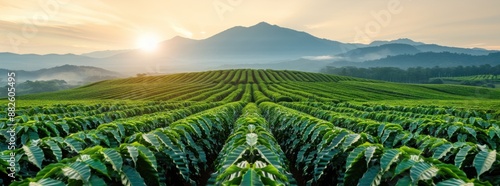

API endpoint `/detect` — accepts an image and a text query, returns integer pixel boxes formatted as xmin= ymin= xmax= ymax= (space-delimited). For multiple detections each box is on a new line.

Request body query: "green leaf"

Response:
xmin=259 ymin=164 xmax=288 ymax=181
xmin=126 ymin=146 xmax=139 ymax=167
xmin=246 ymin=133 xmax=258 ymax=146
xmin=101 ymin=148 xmax=123 ymax=172
xmin=62 ymin=161 xmax=91 ymax=183
xmin=454 ymin=145 xmax=472 ymax=168
xmin=346 ymin=146 xmax=367 ymax=171
xmin=395 ymin=175 xmax=411 ymax=186
xmin=447 ymin=125 xmax=460 ymax=138
xmin=44 ymin=140 xmax=62 ymax=162
xmin=135 ymin=145 xmax=159 ymax=186
xmin=342 ymin=134 xmax=361 ymax=150
xmin=394 ymin=159 xmax=416 ymax=176
xmin=432 ymin=143 xmax=453 ymax=160
xmin=463 ymin=127 xmax=477 ymax=139
xmin=410 ymin=162 xmax=439 ymax=184
xmin=142 ymin=133 xmax=161 ymax=151
xmin=29 ymin=178 xmax=65 ymax=186
xmin=365 ymin=146 xmax=377 ymax=167
xmin=217 ymin=165 xmax=243 ymax=181
xmin=65 ymin=138 xmax=83 ymax=152
xmin=121 ymin=166 xmax=146 ymax=186
xmin=240 ymin=169 xmax=264 ymax=186
xmin=357 ymin=165 xmax=383 ymax=186
xmin=436 ymin=178 xmax=471 ymax=186
xmin=136 ymin=145 xmax=158 ymax=171
xmin=35 ymin=163 xmax=64 ymax=179
xmin=23 ymin=145 xmax=45 ymax=169
xmin=473 ymin=149 xmax=496 ymax=178
xmin=83 ymin=158 xmax=109 ymax=177
xmin=380 ymin=149 xmax=401 ymax=172
xmin=89 ymin=175 xmax=107 ymax=186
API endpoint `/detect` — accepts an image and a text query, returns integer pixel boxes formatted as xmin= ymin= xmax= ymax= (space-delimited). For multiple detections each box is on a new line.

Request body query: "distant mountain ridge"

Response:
xmin=330 ymin=52 xmax=500 ymax=69
xmin=0 ymin=64 xmax=122 ymax=84
xmin=1 ymin=22 xmax=498 ymax=74
xmin=339 ymin=43 xmax=421 ymax=61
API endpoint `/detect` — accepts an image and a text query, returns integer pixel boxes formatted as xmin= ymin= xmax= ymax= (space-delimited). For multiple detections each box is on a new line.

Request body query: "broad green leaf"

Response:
xmin=29 ymin=178 xmax=65 ymax=186
xmin=23 ymin=145 xmax=44 ymax=169
xmin=432 ymin=143 xmax=453 ymax=160
xmin=65 ymin=138 xmax=83 ymax=152
xmin=358 ymin=165 xmax=383 ymax=186
xmin=346 ymin=146 xmax=366 ymax=171
xmin=35 ymin=163 xmax=64 ymax=179
xmin=142 ymin=133 xmax=161 ymax=151
xmin=395 ymin=175 xmax=411 ymax=186
xmin=436 ymin=178 xmax=472 ymax=186
xmin=381 ymin=149 xmax=401 ymax=172
xmin=447 ymin=125 xmax=460 ymax=138
xmin=44 ymin=140 xmax=62 ymax=162
xmin=101 ymin=148 xmax=123 ymax=172
xmin=89 ymin=175 xmax=107 ymax=186
xmin=246 ymin=133 xmax=258 ymax=146
xmin=62 ymin=161 xmax=91 ymax=182
xmin=463 ymin=127 xmax=477 ymax=139
xmin=344 ymin=146 xmax=368 ymax=186
xmin=260 ymin=164 xmax=288 ymax=181
xmin=473 ymin=150 xmax=496 ymax=178
xmin=217 ymin=165 xmax=243 ymax=181
xmin=454 ymin=145 xmax=472 ymax=168
xmin=83 ymin=159 xmax=108 ymax=177
xmin=248 ymin=124 xmax=256 ymax=132
xmin=240 ymin=169 xmax=264 ymax=186
xmin=126 ymin=146 xmax=139 ymax=167
xmin=410 ymin=162 xmax=439 ymax=183
xmin=365 ymin=146 xmax=377 ymax=167
xmin=135 ymin=145 xmax=159 ymax=186
xmin=121 ymin=166 xmax=146 ymax=186
xmin=342 ymin=134 xmax=361 ymax=150
xmin=136 ymin=145 xmax=158 ymax=171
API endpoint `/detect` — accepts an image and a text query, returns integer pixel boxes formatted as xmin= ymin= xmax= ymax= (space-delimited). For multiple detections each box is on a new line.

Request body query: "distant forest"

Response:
xmin=321 ymin=64 xmax=500 ymax=83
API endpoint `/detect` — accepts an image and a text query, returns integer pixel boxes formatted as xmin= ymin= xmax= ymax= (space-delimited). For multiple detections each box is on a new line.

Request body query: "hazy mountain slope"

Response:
xmin=0 ymin=64 xmax=122 ymax=84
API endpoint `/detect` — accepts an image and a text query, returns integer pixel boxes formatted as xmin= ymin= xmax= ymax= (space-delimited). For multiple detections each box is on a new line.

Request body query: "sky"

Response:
xmin=1 ymin=0 xmax=499 ymax=54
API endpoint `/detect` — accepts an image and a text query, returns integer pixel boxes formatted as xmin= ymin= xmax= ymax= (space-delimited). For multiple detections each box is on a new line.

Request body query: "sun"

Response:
xmin=137 ymin=34 xmax=160 ymax=52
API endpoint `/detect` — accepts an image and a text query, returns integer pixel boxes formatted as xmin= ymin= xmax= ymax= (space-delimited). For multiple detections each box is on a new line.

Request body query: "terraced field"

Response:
xmin=1 ymin=69 xmax=500 ymax=185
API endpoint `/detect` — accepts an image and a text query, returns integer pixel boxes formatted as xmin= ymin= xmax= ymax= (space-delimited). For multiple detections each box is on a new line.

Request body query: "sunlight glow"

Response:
xmin=137 ymin=34 xmax=160 ymax=52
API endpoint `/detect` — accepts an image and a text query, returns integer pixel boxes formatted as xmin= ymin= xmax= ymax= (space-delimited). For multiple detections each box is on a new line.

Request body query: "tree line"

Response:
xmin=320 ymin=64 xmax=500 ymax=83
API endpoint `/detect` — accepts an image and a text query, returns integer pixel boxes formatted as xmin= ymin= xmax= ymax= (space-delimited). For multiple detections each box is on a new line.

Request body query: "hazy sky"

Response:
xmin=1 ymin=0 xmax=499 ymax=54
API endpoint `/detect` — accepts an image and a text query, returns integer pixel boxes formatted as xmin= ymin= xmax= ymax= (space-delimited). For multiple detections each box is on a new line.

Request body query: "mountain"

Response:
xmin=81 ymin=49 xmax=131 ymax=58
xmin=414 ymin=44 xmax=492 ymax=56
xmin=0 ymin=52 xmax=102 ymax=71
xmin=369 ymin=38 xmax=493 ymax=56
xmin=1 ymin=22 xmax=499 ymax=74
xmin=330 ymin=52 xmax=500 ymax=69
xmin=0 ymin=64 xmax=122 ymax=84
xmin=339 ymin=43 xmax=421 ymax=61
xmin=369 ymin=38 xmax=425 ymax=46
xmin=194 ymin=22 xmax=353 ymax=58
xmin=113 ymin=22 xmax=357 ymax=62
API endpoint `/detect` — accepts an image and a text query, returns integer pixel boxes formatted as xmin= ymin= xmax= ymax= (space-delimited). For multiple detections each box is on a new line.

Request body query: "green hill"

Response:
xmin=22 ymin=69 xmax=500 ymax=102
xmin=22 ymin=69 xmax=500 ymax=101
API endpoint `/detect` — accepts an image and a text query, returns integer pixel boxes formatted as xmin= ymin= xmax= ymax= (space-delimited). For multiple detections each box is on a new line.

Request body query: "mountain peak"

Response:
xmin=253 ymin=21 xmax=273 ymax=27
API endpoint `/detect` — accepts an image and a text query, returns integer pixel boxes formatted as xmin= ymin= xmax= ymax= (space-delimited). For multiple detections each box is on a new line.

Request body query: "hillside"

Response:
xmin=0 ymin=64 xmax=122 ymax=84
xmin=21 ymin=69 xmax=500 ymax=101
